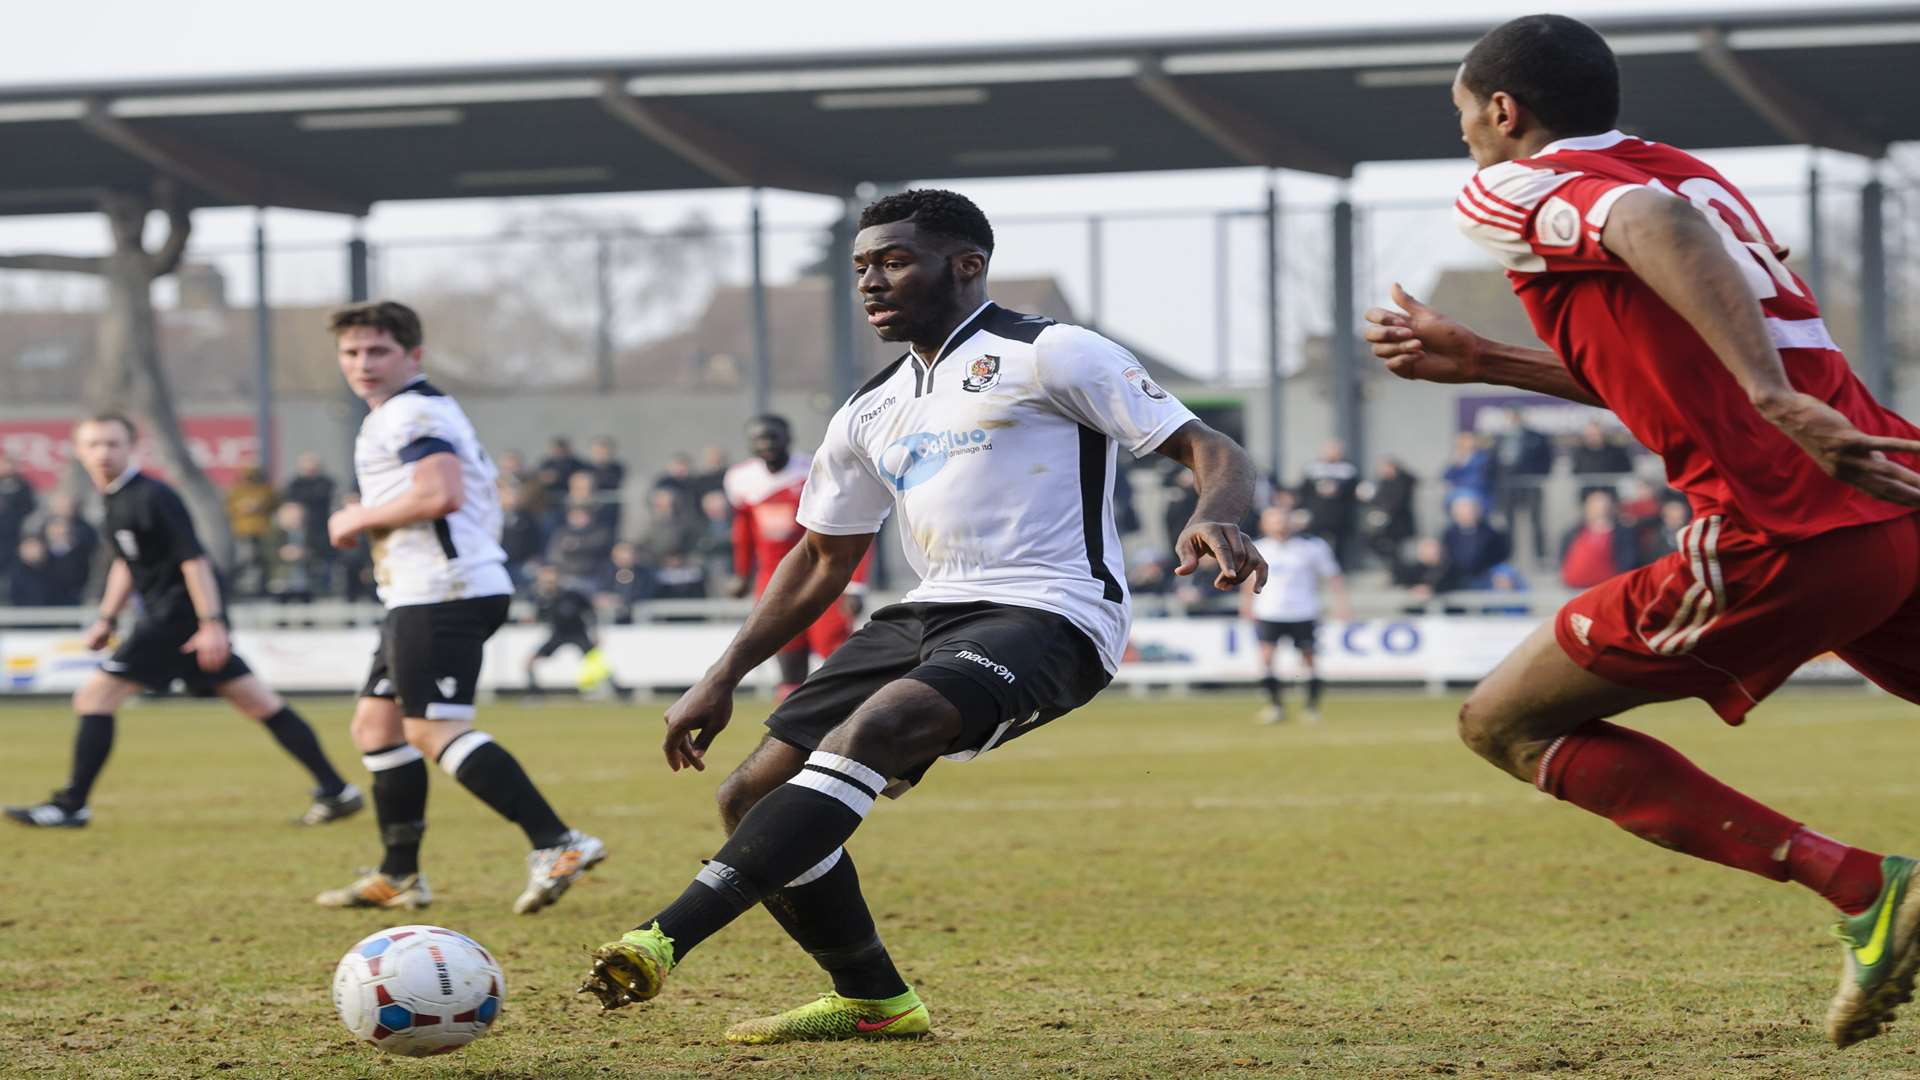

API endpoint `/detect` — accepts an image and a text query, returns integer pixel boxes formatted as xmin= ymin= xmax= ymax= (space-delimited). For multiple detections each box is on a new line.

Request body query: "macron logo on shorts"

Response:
xmin=955 ymin=650 xmax=1016 ymax=684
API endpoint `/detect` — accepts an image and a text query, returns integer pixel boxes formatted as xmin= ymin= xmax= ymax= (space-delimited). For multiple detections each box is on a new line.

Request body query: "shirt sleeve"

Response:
xmin=1033 ymin=325 xmax=1198 ymax=458
xmin=1455 ymin=161 xmax=1657 ymax=274
xmin=381 ymin=396 xmax=459 ymax=463
xmin=150 ymin=485 xmax=205 ymax=565
xmin=1314 ymin=539 xmax=1342 ymax=579
xmin=795 ymin=406 xmax=893 ymax=536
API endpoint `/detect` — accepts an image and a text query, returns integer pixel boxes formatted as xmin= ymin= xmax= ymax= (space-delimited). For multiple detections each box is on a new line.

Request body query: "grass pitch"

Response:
xmin=4 ymin=689 xmax=1920 ymax=1078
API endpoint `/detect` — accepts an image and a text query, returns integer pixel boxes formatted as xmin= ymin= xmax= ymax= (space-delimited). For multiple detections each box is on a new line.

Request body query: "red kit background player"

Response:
xmin=1364 ymin=15 xmax=1920 ymax=1049
xmin=725 ymin=415 xmax=866 ymax=694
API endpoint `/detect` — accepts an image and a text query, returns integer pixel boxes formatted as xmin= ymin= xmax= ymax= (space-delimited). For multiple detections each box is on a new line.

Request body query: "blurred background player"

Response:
xmin=523 ymin=564 xmax=630 ymax=700
xmin=1242 ymin=504 xmax=1350 ymax=725
xmin=315 ymin=301 xmax=604 ymax=914
xmin=1366 ymin=14 xmax=1920 ymax=1048
xmin=725 ymin=414 xmax=868 ymax=697
xmin=5 ymin=414 xmax=360 ymax=829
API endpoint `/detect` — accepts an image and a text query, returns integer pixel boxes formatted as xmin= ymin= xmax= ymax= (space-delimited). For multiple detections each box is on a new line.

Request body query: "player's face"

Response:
xmin=336 ymin=326 xmax=423 ymax=404
xmin=852 ymin=222 xmax=980 ymax=344
xmin=73 ymin=420 xmax=133 ymax=488
xmin=1452 ymin=73 xmax=1510 ymax=169
xmin=748 ymin=423 xmax=789 ymax=465
xmin=1259 ymin=507 xmax=1288 ymax=539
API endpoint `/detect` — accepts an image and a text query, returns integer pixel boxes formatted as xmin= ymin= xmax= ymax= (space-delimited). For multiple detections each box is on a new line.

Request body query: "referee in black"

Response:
xmin=523 ymin=564 xmax=629 ymax=699
xmin=5 ymin=414 xmax=361 ymax=828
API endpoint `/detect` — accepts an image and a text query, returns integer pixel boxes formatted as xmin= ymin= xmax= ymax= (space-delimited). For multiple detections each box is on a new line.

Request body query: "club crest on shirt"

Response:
xmin=961 ymin=355 xmax=1002 ymax=393
xmin=1122 ymin=366 xmax=1169 ymax=400
xmin=1537 ymin=196 xmax=1581 ymax=248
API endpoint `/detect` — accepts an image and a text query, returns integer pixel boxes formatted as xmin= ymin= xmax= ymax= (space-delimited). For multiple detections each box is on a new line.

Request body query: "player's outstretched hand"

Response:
xmin=1363 ymin=284 xmax=1484 ymax=385
xmin=83 ymin=617 xmax=114 ymax=652
xmin=1175 ymin=521 xmax=1268 ymax=592
xmin=181 ymin=620 xmax=230 ymax=673
xmin=326 ymin=507 xmax=363 ymax=550
xmin=662 ymin=676 xmax=735 ymax=773
xmin=1759 ymin=391 xmax=1920 ymax=508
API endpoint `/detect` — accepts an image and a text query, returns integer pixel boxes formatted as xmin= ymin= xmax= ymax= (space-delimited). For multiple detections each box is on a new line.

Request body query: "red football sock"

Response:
xmin=1785 ymin=828 xmax=1885 ymax=916
xmin=1537 ymin=720 xmax=1798 ymax=883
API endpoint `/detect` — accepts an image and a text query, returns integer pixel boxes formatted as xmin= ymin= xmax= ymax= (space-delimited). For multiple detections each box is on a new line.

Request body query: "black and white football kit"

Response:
xmin=353 ymin=378 xmax=513 ymax=721
xmin=98 ymin=468 xmax=251 ymax=693
xmin=767 ymin=302 xmax=1197 ymax=780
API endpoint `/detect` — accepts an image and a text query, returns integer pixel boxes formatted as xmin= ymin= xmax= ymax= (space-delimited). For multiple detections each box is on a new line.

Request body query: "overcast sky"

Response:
xmin=0 ymin=0 xmax=1903 ymax=378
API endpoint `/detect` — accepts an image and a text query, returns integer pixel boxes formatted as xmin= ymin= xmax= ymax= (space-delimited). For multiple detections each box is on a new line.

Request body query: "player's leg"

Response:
xmin=394 ymin=597 xmax=602 ymax=914
xmin=4 ymin=671 xmax=143 ymax=827
xmin=774 ymin=644 xmax=811 ymax=699
xmin=524 ymin=635 xmax=561 ymax=696
xmin=1296 ymin=627 xmax=1324 ymax=725
xmin=1464 ymin=619 xmax=1887 ymax=910
xmin=581 ymin=631 xmax=631 ymax=700
xmin=1254 ymin=631 xmax=1283 ymax=724
xmin=212 ymin=672 xmax=360 ymax=822
xmin=316 ymin=694 xmax=432 ymax=909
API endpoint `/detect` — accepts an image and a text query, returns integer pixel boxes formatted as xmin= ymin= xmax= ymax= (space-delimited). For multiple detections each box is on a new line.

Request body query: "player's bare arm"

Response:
xmin=85 ymin=559 xmax=134 ymax=651
xmin=1600 ymin=189 xmax=1920 ymax=506
xmin=1155 ymin=420 xmax=1267 ymax=592
xmin=1326 ymin=573 xmax=1355 ymax=623
xmin=1364 ymin=283 xmax=1603 ymax=407
xmin=328 ymin=453 xmax=464 ymax=548
xmin=661 ymin=528 xmax=875 ymax=772
xmin=178 ymin=556 xmax=230 ymax=672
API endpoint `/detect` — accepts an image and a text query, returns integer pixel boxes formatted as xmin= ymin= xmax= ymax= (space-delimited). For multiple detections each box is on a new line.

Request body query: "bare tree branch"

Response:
xmin=146 ymin=179 xmax=191 ymax=279
xmin=0 ymin=253 xmax=103 ymax=274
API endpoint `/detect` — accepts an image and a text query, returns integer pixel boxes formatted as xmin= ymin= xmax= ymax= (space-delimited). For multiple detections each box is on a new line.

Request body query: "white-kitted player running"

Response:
xmin=315 ymin=300 xmax=605 ymax=915
xmin=1242 ymin=505 xmax=1351 ymax=724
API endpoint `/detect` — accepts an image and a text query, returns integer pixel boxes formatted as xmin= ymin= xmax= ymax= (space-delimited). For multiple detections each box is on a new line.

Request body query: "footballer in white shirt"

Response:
xmin=316 ymin=300 xmax=604 ymax=917
xmin=1241 ymin=504 xmax=1352 ymax=725
xmin=581 ymin=189 xmax=1267 ymax=1043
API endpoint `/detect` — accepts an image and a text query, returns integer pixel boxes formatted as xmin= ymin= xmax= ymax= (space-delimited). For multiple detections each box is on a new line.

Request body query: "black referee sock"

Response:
xmin=764 ymin=849 xmax=908 ymax=1000
xmin=644 ymin=751 xmax=884 ymax=964
xmin=56 ymin=714 xmax=115 ymax=810
xmin=262 ymin=706 xmax=346 ymax=796
xmin=1259 ymin=675 xmax=1282 ymax=705
xmin=1307 ymin=676 xmax=1324 ymax=709
xmin=438 ymin=731 xmax=571 ymax=850
xmin=364 ymin=743 xmax=429 ymax=879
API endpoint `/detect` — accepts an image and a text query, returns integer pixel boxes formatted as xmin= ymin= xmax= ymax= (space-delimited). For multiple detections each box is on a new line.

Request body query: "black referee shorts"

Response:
xmin=766 ymin=600 xmax=1112 ymax=785
xmin=360 ymin=595 xmax=510 ymax=720
xmin=532 ymin=627 xmax=595 ymax=659
xmin=1254 ymin=618 xmax=1319 ymax=652
xmin=99 ymin=617 xmax=252 ymax=695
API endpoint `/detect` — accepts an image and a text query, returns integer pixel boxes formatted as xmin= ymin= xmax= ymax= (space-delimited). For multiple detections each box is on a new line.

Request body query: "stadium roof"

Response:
xmin=1 ymin=5 xmax=1915 ymax=217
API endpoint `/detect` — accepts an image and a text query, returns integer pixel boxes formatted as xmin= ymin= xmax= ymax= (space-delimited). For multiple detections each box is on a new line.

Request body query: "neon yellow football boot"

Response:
xmin=578 ymin=923 xmax=676 ymax=1011
xmin=1828 ymin=855 xmax=1920 ymax=1047
xmin=725 ymin=988 xmax=930 ymax=1044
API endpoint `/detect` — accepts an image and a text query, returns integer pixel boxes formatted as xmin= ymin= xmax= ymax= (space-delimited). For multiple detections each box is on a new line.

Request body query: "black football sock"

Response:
xmin=263 ymin=706 xmax=347 ymax=796
xmin=56 ymin=714 xmax=115 ymax=810
xmin=438 ymin=731 xmax=570 ymax=849
xmin=765 ymin=848 xmax=909 ymax=999
xmin=364 ymin=743 xmax=428 ymax=878
xmin=1259 ymin=675 xmax=1282 ymax=704
xmin=1307 ymin=676 xmax=1325 ymax=709
xmin=642 ymin=751 xmax=883 ymax=964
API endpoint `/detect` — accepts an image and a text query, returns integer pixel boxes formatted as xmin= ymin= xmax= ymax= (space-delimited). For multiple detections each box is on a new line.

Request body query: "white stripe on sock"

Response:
xmin=425 ymin=702 xmax=476 ymax=722
xmin=786 ymin=846 xmax=844 ymax=888
xmin=804 ymin=751 xmax=885 ymax=794
xmin=788 ymin=770 xmax=875 ymax=818
xmin=362 ymin=744 xmax=424 ymax=772
xmin=437 ymin=731 xmax=494 ymax=776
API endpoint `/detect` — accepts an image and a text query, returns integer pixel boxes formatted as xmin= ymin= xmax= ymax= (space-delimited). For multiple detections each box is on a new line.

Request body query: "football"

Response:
xmin=332 ymin=925 xmax=505 ymax=1057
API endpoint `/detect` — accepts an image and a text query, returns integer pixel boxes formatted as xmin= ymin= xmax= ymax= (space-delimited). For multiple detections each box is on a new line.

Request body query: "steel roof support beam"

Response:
xmin=1135 ymin=58 xmax=1352 ymax=178
xmin=78 ymin=101 xmax=367 ymax=214
xmin=597 ymin=77 xmax=847 ymax=196
xmin=1695 ymin=29 xmax=1885 ymax=159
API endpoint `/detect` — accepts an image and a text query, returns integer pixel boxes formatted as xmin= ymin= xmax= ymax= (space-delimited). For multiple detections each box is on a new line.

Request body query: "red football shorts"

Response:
xmin=759 ymin=573 xmax=855 ymax=659
xmin=1554 ymin=511 xmax=1920 ymax=723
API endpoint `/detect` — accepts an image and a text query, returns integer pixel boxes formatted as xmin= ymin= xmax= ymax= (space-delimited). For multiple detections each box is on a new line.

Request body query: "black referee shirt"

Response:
xmin=536 ymin=586 xmax=595 ymax=637
xmin=102 ymin=470 xmax=215 ymax=624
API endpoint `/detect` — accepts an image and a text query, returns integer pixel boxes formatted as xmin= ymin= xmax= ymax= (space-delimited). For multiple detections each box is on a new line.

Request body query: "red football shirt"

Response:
xmin=724 ymin=453 xmax=869 ymax=592
xmin=1456 ymin=130 xmax=1920 ymax=543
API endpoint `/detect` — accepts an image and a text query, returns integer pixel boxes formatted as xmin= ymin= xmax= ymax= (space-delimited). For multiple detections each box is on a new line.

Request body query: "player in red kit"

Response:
xmin=726 ymin=415 xmax=867 ymax=696
xmin=1365 ymin=15 xmax=1920 ymax=1049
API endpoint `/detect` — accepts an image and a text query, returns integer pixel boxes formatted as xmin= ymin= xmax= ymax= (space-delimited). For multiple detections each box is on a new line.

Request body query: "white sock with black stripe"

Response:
xmin=640 ymin=749 xmax=892 ymax=963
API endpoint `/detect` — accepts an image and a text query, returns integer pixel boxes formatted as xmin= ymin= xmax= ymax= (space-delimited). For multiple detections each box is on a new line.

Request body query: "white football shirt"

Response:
xmin=1249 ymin=535 xmax=1341 ymax=623
xmin=354 ymin=377 xmax=512 ymax=608
xmin=798 ymin=302 xmax=1198 ymax=672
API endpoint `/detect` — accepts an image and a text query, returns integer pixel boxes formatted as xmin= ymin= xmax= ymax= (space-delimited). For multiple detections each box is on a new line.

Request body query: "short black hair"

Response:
xmin=747 ymin=414 xmax=791 ymax=434
xmin=1461 ymin=14 xmax=1619 ymax=136
xmin=857 ymin=188 xmax=994 ymax=255
xmin=328 ymin=299 xmax=424 ymax=351
xmin=82 ymin=411 xmax=138 ymax=440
